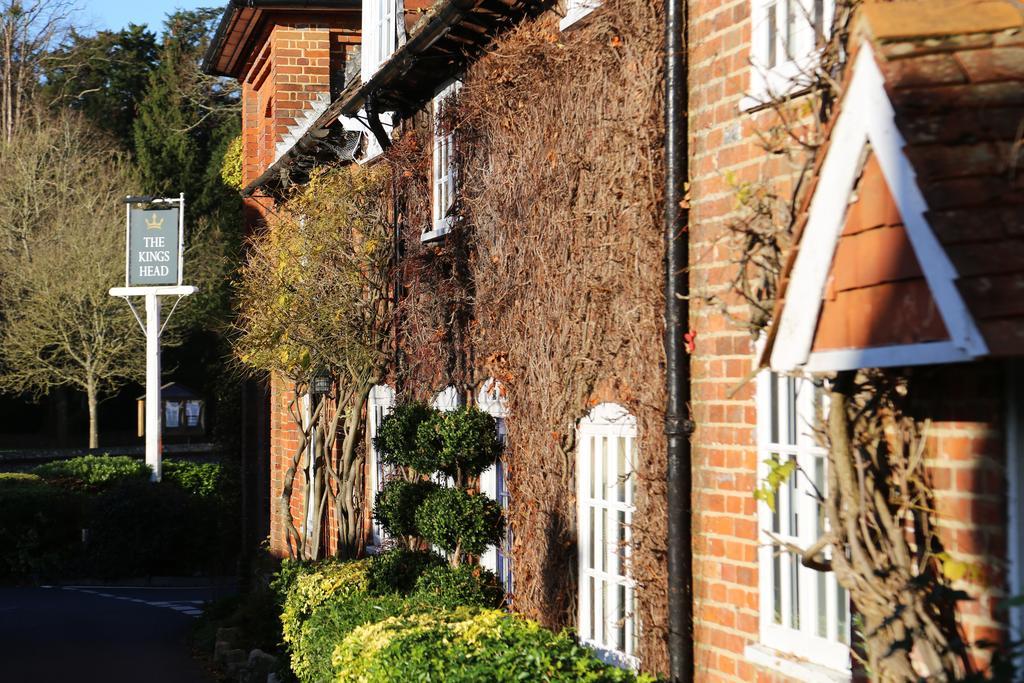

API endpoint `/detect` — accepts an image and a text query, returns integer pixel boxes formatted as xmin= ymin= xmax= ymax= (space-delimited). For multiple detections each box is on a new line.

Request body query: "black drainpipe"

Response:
xmin=664 ymin=0 xmax=693 ymax=679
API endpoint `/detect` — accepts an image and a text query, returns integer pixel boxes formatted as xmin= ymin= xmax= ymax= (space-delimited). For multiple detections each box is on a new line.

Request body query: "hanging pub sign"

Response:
xmin=126 ymin=199 xmax=183 ymax=286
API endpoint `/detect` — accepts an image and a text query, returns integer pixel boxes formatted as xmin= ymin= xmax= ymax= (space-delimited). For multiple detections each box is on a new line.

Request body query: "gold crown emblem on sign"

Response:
xmin=145 ymin=213 xmax=164 ymax=230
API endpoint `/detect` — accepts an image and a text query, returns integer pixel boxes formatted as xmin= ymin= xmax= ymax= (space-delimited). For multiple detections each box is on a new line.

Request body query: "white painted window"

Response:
xmin=560 ymin=0 xmax=601 ymax=31
xmin=479 ymin=379 xmax=513 ymax=597
xmin=184 ymin=400 xmax=201 ymax=427
xmin=165 ymin=401 xmax=181 ymax=429
xmin=361 ymin=0 xmax=399 ymax=81
xmin=366 ymin=384 xmax=396 ymax=550
xmin=744 ymin=0 xmax=834 ymax=109
xmin=752 ymin=371 xmax=850 ymax=675
xmin=577 ymin=403 xmax=638 ymax=669
xmin=425 ymin=80 xmax=460 ymax=242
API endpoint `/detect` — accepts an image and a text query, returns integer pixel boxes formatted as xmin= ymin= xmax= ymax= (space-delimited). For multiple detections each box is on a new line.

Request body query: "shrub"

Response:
xmin=330 ymin=607 xmax=656 ymax=682
xmin=280 ymin=559 xmax=370 ymax=643
xmin=366 ymin=548 xmax=445 ymax=595
xmin=372 ymin=478 xmax=437 ymax=539
xmin=278 ymin=558 xmax=425 ymax=683
xmin=34 ymin=454 xmax=150 ymax=492
xmin=85 ymin=479 xmax=216 ymax=578
xmin=162 ymin=459 xmax=222 ymax=499
xmin=412 ymin=563 xmax=504 ymax=608
xmin=0 ymin=473 xmax=83 ymax=580
xmin=220 ymin=135 xmax=243 ymax=190
xmin=415 ymin=487 xmax=503 ymax=560
xmin=373 ymin=402 xmax=437 ymax=474
xmin=416 ymin=407 xmax=503 ymax=483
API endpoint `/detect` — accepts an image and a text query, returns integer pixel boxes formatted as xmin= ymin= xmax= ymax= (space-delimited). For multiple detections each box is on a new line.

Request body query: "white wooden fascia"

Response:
xmin=770 ymin=41 xmax=987 ymax=373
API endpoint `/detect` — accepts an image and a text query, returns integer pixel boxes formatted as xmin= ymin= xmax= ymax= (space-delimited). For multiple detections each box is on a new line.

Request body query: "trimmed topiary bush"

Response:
xmin=330 ymin=607 xmax=656 ymax=682
xmin=0 ymin=473 xmax=83 ymax=580
xmin=415 ymin=486 xmax=503 ymax=560
xmin=367 ymin=548 xmax=446 ymax=595
xmin=34 ymin=454 xmax=150 ymax=492
xmin=372 ymin=478 xmax=438 ymax=539
xmin=415 ymin=406 xmax=503 ymax=484
xmin=412 ymin=563 xmax=504 ymax=608
xmin=373 ymin=402 xmax=437 ymax=474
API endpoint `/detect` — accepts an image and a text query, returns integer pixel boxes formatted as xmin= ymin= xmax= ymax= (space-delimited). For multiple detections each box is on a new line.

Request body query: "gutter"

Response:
xmin=663 ymin=0 xmax=693 ymax=679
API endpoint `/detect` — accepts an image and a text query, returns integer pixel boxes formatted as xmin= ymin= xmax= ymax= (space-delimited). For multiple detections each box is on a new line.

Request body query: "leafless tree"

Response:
xmin=0 ymin=0 xmax=77 ymax=143
xmin=0 ymin=109 xmax=166 ymax=448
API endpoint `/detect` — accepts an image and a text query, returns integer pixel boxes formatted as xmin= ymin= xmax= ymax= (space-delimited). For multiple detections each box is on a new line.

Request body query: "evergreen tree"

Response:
xmin=43 ymin=24 xmax=159 ymax=150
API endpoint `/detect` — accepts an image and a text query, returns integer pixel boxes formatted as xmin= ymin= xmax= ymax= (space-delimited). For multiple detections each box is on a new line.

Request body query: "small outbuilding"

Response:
xmin=137 ymin=382 xmax=206 ymax=437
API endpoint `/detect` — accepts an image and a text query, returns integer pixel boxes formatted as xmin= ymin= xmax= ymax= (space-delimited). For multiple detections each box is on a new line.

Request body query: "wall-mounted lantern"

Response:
xmin=309 ymin=370 xmax=334 ymax=397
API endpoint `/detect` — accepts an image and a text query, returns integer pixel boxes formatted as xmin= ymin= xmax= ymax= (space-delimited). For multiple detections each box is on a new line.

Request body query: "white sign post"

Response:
xmin=110 ymin=194 xmax=196 ymax=482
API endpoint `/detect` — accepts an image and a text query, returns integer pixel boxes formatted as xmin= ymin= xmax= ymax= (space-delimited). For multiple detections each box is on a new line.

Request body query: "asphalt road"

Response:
xmin=0 ymin=585 xmax=222 ymax=683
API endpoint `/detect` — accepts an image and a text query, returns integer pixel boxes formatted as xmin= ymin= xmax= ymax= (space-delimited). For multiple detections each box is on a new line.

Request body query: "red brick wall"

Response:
xmin=916 ymin=363 xmax=1008 ymax=670
xmin=239 ymin=17 xmax=359 ymax=188
xmin=688 ymin=0 xmax=799 ymax=678
xmin=688 ymin=0 xmax=1012 ymax=679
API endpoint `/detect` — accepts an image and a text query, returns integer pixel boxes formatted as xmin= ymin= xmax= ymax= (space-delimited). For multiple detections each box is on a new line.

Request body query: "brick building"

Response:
xmin=205 ymin=0 xmax=1024 ymax=680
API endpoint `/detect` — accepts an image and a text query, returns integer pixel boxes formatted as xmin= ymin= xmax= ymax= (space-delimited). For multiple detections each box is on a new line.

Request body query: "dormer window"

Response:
xmin=362 ymin=0 xmax=398 ymax=80
xmin=424 ymin=80 xmax=460 ymax=242
xmin=743 ymin=0 xmax=834 ymax=110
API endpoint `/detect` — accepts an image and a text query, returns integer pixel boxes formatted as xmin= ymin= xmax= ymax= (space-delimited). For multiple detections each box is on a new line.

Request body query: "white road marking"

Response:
xmin=60 ymin=586 xmax=205 ymax=619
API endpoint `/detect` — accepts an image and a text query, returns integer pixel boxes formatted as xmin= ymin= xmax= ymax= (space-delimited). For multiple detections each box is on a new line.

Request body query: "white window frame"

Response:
xmin=424 ymin=80 xmax=461 ymax=242
xmin=1007 ymin=363 xmax=1024 ymax=646
xmin=361 ymin=0 xmax=399 ymax=81
xmin=560 ymin=0 xmax=601 ymax=31
xmin=479 ymin=379 xmax=513 ymax=597
xmin=366 ymin=384 xmax=396 ymax=550
xmin=577 ymin=403 xmax=638 ymax=670
xmin=743 ymin=0 xmax=834 ymax=111
xmin=749 ymin=370 xmax=851 ymax=677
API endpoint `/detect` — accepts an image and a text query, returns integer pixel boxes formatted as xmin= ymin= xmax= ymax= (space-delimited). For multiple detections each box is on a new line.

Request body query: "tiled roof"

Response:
xmin=764 ymin=0 xmax=1024 ymax=367
xmin=868 ymin=0 xmax=1024 ymax=355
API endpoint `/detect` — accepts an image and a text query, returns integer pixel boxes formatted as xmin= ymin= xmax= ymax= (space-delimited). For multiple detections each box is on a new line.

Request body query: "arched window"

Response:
xmin=478 ymin=379 xmax=513 ymax=597
xmin=576 ymin=403 xmax=638 ymax=668
xmin=366 ymin=384 xmax=395 ymax=550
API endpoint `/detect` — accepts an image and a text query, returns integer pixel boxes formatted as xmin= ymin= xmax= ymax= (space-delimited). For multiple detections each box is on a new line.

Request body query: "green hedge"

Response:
xmin=277 ymin=559 xmax=653 ymax=683
xmin=34 ymin=455 xmax=149 ymax=492
xmin=0 ymin=474 xmax=83 ymax=580
xmin=331 ymin=607 xmax=656 ymax=683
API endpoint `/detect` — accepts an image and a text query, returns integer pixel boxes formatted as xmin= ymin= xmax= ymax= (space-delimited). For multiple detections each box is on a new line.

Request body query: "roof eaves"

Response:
xmin=201 ymin=0 xmax=362 ymax=77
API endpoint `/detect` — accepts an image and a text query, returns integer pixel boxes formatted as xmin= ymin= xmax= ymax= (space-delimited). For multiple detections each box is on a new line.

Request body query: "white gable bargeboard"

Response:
xmin=769 ymin=42 xmax=988 ymax=374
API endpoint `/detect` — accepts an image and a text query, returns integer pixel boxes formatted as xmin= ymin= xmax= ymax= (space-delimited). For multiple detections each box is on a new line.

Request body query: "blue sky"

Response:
xmin=81 ymin=0 xmax=217 ymax=34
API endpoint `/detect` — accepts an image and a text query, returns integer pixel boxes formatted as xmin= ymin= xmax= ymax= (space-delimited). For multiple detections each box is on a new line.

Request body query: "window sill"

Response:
xmin=559 ymin=4 xmax=598 ymax=31
xmin=581 ymin=640 xmax=639 ymax=671
xmin=745 ymin=644 xmax=850 ymax=682
xmin=421 ymin=223 xmax=452 ymax=243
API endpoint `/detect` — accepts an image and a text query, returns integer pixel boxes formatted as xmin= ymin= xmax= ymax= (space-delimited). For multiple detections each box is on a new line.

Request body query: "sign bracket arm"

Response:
xmin=158 ymin=294 xmax=187 ymax=338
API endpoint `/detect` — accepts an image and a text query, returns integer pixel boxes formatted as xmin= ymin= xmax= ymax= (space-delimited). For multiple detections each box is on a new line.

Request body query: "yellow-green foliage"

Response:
xmin=280 ymin=559 xmax=371 ymax=682
xmin=331 ymin=607 xmax=656 ymax=682
xmin=235 ymin=164 xmax=394 ymax=381
xmin=281 ymin=559 xmax=370 ymax=644
xmin=220 ymin=135 xmax=243 ymax=190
